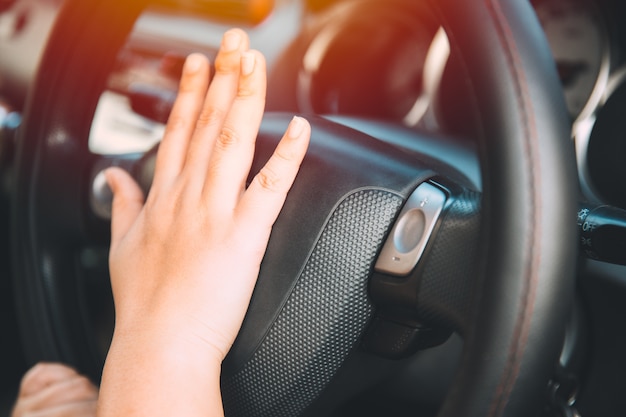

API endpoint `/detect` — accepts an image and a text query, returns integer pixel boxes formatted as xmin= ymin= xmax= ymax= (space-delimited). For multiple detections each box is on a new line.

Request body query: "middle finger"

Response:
xmin=182 ymin=28 xmax=250 ymax=190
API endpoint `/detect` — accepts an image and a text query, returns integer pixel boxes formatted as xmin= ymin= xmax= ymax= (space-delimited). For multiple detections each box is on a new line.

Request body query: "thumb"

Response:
xmin=105 ymin=167 xmax=145 ymax=247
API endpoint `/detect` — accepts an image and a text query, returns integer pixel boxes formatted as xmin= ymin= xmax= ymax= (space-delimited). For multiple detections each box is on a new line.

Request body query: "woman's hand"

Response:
xmin=12 ymin=363 xmax=97 ymax=417
xmin=97 ymin=28 xmax=310 ymax=417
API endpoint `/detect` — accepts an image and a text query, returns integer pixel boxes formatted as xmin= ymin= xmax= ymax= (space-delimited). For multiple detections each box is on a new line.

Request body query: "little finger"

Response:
xmin=236 ymin=116 xmax=310 ymax=241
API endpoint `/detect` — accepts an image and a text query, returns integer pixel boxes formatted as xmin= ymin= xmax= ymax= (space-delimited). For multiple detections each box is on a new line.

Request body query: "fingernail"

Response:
xmin=241 ymin=51 xmax=256 ymax=76
xmin=184 ymin=54 xmax=204 ymax=73
xmin=222 ymin=30 xmax=242 ymax=52
xmin=288 ymin=116 xmax=305 ymax=139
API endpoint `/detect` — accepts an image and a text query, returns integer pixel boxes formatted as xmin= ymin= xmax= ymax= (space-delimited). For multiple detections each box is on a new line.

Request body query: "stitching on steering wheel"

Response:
xmin=484 ymin=0 xmax=542 ymax=416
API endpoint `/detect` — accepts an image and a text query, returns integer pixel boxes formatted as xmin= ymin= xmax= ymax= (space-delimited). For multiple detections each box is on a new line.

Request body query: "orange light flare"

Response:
xmin=160 ymin=0 xmax=275 ymax=26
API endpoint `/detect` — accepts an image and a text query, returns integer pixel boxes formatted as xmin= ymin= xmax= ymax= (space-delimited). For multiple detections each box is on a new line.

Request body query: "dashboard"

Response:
xmin=1 ymin=0 xmax=625 ymax=212
xmin=4 ymin=0 xmax=624 ymax=207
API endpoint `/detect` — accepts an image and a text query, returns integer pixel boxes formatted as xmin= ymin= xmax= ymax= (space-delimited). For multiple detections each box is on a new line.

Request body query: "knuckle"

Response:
xmin=274 ymin=146 xmax=297 ymax=163
xmin=237 ymin=83 xmax=257 ymax=99
xmin=70 ymin=376 xmax=97 ymax=398
xmin=26 ymin=362 xmax=49 ymax=378
xmin=216 ymin=127 xmax=240 ymax=150
xmin=15 ymin=407 xmax=30 ymax=417
xmin=21 ymin=362 xmax=67 ymax=389
xmin=196 ymin=106 xmax=225 ymax=129
xmin=255 ymin=166 xmax=283 ymax=193
xmin=214 ymin=53 xmax=239 ymax=75
xmin=178 ymin=77 xmax=198 ymax=93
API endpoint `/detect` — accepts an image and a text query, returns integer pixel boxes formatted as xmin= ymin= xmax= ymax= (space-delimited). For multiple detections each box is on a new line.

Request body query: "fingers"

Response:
xmin=24 ymin=373 xmax=97 ymax=408
xmin=154 ymin=28 xmax=250 ymax=195
xmin=23 ymin=401 xmax=97 ymax=417
xmin=236 ymin=116 xmax=310 ymax=240
xmin=105 ymin=167 xmax=144 ymax=249
xmin=13 ymin=363 xmax=97 ymax=417
xmin=18 ymin=363 xmax=81 ymax=398
xmin=108 ymin=27 xmax=309 ymax=243
xmin=184 ymin=29 xmax=251 ymax=179
xmin=151 ymin=53 xmax=210 ymax=191
xmin=200 ymin=50 xmax=267 ymax=208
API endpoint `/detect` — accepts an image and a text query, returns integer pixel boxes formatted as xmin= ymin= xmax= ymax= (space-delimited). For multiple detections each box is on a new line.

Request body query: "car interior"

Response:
xmin=1 ymin=0 xmax=626 ymax=416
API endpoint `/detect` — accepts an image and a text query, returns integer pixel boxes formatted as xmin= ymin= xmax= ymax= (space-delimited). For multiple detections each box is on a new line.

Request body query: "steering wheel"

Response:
xmin=11 ymin=0 xmax=578 ymax=416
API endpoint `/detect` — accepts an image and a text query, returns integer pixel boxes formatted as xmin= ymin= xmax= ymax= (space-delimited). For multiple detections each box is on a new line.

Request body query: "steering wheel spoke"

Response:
xmin=88 ymin=150 xmax=154 ymax=221
xmin=365 ymin=178 xmax=481 ymax=358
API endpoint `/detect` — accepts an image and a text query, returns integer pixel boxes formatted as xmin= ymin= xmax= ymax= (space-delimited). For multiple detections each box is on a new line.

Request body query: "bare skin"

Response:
xmin=96 ymin=28 xmax=310 ymax=416
xmin=11 ymin=28 xmax=308 ymax=417
xmin=11 ymin=363 xmax=98 ymax=417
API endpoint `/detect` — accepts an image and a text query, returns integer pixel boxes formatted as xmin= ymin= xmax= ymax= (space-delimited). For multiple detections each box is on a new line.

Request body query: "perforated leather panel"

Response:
xmin=222 ymin=189 xmax=403 ymax=417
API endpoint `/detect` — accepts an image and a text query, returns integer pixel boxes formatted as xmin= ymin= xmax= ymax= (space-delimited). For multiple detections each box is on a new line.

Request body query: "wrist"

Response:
xmin=109 ymin=313 xmax=227 ymax=368
xmin=98 ymin=321 xmax=225 ymax=417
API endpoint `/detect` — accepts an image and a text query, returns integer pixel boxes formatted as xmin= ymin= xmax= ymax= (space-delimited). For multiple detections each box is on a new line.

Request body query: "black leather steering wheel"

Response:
xmin=11 ymin=0 xmax=579 ymax=416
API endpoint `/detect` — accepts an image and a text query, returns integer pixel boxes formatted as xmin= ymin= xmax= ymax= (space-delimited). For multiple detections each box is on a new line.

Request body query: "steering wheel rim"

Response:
xmin=11 ymin=0 xmax=578 ymax=416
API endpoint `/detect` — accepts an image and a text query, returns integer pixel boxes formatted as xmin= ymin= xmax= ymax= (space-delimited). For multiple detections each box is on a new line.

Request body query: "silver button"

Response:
xmin=90 ymin=170 xmax=113 ymax=220
xmin=375 ymin=182 xmax=446 ymax=276
xmin=393 ymin=209 xmax=426 ymax=253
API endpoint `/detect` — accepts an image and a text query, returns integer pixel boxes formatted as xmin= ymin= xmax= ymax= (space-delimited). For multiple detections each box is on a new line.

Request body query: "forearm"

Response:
xmin=98 ymin=323 xmax=224 ymax=417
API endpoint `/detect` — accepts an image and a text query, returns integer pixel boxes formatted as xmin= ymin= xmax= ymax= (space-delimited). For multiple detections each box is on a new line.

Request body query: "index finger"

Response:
xmin=150 ymin=53 xmax=211 ymax=191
